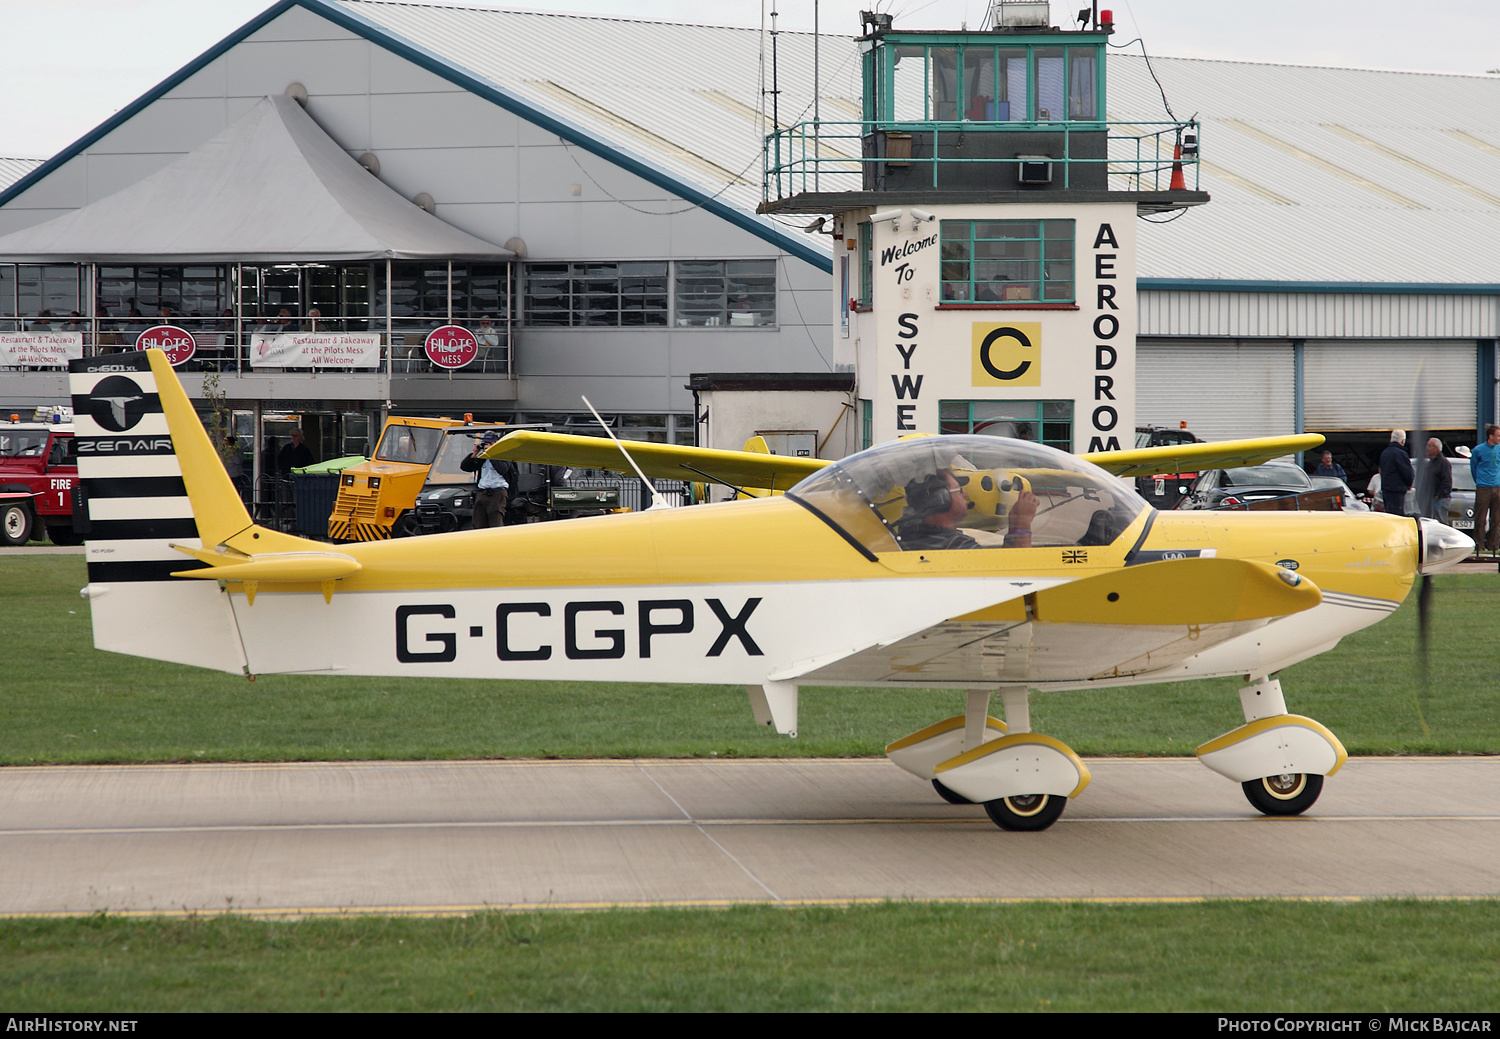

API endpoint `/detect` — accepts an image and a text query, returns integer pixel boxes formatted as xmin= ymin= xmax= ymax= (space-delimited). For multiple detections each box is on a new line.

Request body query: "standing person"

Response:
xmin=1415 ymin=438 xmax=1452 ymax=522
xmin=1311 ymin=450 xmax=1347 ymax=482
xmin=1472 ymin=424 xmax=1500 ymax=554
xmin=1379 ymin=429 xmax=1415 ymax=517
xmin=276 ymin=428 xmax=314 ymax=474
xmin=461 ymin=431 xmax=517 ymax=528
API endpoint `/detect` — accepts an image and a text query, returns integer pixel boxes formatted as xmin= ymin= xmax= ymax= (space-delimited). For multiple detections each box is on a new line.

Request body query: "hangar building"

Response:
xmin=1 ymin=0 xmax=1496 ymax=484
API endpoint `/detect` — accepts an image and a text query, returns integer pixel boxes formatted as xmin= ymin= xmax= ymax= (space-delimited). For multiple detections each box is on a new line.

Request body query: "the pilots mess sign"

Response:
xmin=848 ymin=205 xmax=1138 ymax=452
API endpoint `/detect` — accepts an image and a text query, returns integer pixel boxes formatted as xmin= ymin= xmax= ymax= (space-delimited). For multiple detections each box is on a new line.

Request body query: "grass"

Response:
xmin=3 ymin=555 xmax=1497 ymax=763
xmin=2 ymin=901 xmax=1497 ymax=1011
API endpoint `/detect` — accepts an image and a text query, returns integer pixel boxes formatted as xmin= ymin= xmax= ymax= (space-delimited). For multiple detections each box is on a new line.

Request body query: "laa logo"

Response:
xmin=88 ymin=375 xmax=151 ymax=432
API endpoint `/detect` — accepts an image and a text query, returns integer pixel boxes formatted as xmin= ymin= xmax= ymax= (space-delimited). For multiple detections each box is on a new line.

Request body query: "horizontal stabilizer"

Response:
xmin=170 ymin=548 xmax=361 ymax=583
xmin=485 ymin=430 xmax=827 ymax=492
xmin=1083 ymin=434 xmax=1326 ymax=478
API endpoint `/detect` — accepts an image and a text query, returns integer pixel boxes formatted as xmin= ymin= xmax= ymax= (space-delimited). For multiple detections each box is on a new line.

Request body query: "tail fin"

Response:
xmin=68 ymin=350 xmax=319 ymax=673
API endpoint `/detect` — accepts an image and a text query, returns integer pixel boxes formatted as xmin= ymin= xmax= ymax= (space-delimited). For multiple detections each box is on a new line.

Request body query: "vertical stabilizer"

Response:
xmin=69 ymin=351 xmax=248 ymax=673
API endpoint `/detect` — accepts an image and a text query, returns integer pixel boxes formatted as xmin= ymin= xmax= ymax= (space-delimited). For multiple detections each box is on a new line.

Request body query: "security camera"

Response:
xmin=908 ymin=208 xmax=935 ymax=229
xmin=802 ymin=216 xmax=827 ymax=233
xmin=868 ymin=208 xmax=903 ymax=229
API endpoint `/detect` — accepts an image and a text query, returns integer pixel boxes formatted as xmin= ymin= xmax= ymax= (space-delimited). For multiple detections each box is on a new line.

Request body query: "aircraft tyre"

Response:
xmin=983 ymin=794 xmax=1066 ymax=831
xmin=931 ymin=778 xmax=973 ymax=805
xmin=2 ymin=503 xmax=34 ymax=546
xmin=1242 ymin=772 xmax=1323 ymax=816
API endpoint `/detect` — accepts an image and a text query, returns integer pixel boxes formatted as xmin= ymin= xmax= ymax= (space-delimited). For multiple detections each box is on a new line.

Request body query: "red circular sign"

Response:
xmin=424 ymin=325 xmax=479 ymax=370
xmin=137 ymin=325 xmax=196 ymax=366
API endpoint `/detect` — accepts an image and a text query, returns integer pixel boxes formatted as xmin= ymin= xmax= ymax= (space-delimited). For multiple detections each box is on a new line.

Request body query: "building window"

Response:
xmin=524 ymin=262 xmax=668 ymax=327
xmin=939 ymin=220 xmax=1074 ymax=303
xmin=674 ymin=260 xmax=776 ymax=327
xmin=860 ymin=398 xmax=873 ymax=449
xmin=2 ymin=264 xmax=84 ymax=329
xmin=940 ymin=399 xmax=1073 ymax=452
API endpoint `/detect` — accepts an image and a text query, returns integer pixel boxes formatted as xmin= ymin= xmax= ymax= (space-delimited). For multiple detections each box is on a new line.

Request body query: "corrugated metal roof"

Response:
xmin=0 ymin=158 xmax=43 ymax=193
xmin=241 ymin=4 xmax=1500 ymax=283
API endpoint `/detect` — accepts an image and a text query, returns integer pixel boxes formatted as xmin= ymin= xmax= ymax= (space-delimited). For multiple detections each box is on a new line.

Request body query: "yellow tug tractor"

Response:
xmin=328 ymin=416 xmax=478 ymax=541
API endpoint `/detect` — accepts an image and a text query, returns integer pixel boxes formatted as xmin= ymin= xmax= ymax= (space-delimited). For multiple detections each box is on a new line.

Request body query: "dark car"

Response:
xmin=1134 ymin=425 xmax=1202 ymax=508
xmin=1179 ymin=462 xmax=1341 ymax=511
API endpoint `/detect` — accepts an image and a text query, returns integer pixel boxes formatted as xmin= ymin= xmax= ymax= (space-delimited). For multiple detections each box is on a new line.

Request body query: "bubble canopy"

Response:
xmin=786 ymin=436 xmax=1149 ymax=555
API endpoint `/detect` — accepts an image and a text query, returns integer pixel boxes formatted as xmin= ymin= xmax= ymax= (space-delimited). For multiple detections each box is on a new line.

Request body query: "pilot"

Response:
xmin=895 ymin=469 xmax=1038 ymax=550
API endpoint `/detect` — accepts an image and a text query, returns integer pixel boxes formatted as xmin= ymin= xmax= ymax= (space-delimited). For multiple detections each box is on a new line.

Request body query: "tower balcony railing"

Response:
xmin=762 ymin=119 xmax=1200 ymax=202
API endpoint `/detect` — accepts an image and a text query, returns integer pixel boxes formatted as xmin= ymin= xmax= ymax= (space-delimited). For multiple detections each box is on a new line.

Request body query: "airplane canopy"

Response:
xmin=788 ymin=436 xmax=1149 ymax=554
xmin=0 ymin=95 xmax=513 ymax=263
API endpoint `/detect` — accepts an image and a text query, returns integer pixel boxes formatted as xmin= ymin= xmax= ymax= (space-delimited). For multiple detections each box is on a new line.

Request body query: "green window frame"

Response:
xmin=879 ymin=41 xmax=1100 ymax=125
xmin=939 ymin=219 xmax=1074 ymax=303
xmin=940 ymin=399 xmax=1073 ymax=452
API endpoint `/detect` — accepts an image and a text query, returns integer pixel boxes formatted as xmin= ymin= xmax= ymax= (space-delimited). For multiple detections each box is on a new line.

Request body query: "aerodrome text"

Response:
xmin=396 ymin=598 xmax=764 ymax=663
xmin=1089 ymin=222 xmax=1121 ymax=453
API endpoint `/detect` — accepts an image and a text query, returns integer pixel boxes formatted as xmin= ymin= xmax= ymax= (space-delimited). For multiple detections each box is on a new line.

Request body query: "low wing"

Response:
xmin=484 ymin=430 xmax=828 ymax=491
xmin=1083 ymin=434 xmax=1326 ymax=479
xmin=774 ymin=557 xmax=1322 ymax=686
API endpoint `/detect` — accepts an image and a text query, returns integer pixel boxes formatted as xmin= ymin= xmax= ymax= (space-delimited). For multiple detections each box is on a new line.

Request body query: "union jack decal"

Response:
xmin=1062 ymin=550 xmax=1088 ymax=564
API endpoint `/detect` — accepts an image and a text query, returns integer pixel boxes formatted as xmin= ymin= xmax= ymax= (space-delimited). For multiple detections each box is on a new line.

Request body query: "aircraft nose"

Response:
xmin=1416 ymin=517 xmax=1474 ymax=575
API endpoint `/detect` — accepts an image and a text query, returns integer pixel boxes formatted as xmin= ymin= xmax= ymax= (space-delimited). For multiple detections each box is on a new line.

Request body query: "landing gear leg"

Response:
xmin=931 ymin=690 xmax=991 ymax=805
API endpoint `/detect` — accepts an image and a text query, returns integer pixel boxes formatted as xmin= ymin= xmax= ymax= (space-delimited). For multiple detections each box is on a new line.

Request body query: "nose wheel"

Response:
xmin=983 ymin=793 xmax=1067 ymax=831
xmin=1242 ymin=772 xmax=1323 ymax=816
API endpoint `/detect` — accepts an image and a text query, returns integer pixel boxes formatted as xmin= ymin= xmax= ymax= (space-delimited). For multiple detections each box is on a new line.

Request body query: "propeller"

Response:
xmin=1407 ymin=365 xmax=1435 ymax=738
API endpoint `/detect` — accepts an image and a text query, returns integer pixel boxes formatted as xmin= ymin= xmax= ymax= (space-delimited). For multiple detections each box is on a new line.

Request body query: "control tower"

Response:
xmin=760 ymin=2 xmax=1207 ymax=452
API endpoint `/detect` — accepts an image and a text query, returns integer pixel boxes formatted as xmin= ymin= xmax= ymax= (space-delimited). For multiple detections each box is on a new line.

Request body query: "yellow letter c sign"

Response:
xmin=972 ymin=322 xmax=1042 ymax=387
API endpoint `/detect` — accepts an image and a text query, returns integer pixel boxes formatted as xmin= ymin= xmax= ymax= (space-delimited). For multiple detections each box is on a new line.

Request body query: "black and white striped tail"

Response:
xmin=69 ymin=352 xmax=209 ymax=582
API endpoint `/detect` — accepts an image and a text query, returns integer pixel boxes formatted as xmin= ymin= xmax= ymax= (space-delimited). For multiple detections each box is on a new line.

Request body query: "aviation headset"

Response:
xmin=904 ymin=473 xmax=955 ymax=517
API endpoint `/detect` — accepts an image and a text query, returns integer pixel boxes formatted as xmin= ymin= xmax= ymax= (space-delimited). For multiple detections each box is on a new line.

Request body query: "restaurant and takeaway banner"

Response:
xmin=0 ymin=332 xmax=83 ymax=366
xmin=250 ymin=333 xmax=381 ymax=368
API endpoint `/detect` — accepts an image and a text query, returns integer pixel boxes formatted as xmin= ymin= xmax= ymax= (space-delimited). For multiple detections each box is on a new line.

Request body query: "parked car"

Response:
xmin=1309 ymin=475 xmax=1369 ymax=513
xmin=1178 ymin=462 xmax=1342 ymax=512
xmin=1134 ymin=425 xmax=1202 ymax=508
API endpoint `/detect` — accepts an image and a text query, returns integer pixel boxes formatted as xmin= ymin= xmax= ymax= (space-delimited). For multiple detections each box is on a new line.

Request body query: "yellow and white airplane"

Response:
xmin=69 ymin=351 xmax=1473 ymax=831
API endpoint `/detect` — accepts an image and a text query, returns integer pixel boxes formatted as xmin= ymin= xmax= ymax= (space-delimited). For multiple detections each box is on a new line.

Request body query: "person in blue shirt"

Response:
xmin=1471 ymin=424 xmax=1500 ymax=554
xmin=1311 ymin=450 xmax=1347 ymax=483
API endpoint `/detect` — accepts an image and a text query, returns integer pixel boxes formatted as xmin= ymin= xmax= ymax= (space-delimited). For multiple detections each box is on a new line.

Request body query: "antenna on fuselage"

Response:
xmin=581 ymin=395 xmax=673 ymax=511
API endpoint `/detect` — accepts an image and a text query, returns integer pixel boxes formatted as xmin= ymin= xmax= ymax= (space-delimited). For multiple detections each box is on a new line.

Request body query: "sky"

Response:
xmin=4 ymin=0 xmax=1498 ymax=158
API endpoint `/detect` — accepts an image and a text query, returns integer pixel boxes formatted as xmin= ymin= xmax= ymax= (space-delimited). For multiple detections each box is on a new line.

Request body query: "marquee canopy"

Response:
xmin=0 ymin=94 xmax=512 ymax=263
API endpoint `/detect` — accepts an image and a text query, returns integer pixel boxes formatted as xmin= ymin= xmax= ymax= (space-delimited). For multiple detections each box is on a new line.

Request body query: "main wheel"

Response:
xmin=2 ymin=503 xmax=34 ymax=546
xmin=932 ymin=778 xmax=973 ymax=805
xmin=983 ymin=793 xmax=1067 ymax=832
xmin=1242 ymin=772 xmax=1323 ymax=816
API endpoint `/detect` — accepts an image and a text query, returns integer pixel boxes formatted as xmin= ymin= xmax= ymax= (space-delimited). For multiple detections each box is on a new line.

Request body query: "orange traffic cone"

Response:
xmin=1169 ymin=142 xmax=1186 ymax=190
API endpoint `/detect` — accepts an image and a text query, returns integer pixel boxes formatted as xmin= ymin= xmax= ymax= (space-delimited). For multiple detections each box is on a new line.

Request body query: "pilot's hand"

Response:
xmin=1009 ymin=490 xmax=1039 ymax=531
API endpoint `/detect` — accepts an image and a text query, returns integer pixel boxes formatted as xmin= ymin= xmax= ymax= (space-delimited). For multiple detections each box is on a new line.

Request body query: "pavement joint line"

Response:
xmin=3 ymin=893 xmax=1499 ymax=920
xmin=1 ymin=755 xmax=1496 ymax=775
xmin=632 ymin=759 xmax=782 ymax=902
xmin=5 ymin=813 xmax=1500 ymax=837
